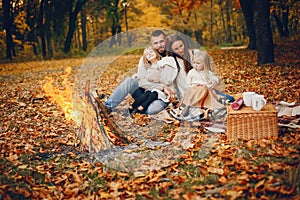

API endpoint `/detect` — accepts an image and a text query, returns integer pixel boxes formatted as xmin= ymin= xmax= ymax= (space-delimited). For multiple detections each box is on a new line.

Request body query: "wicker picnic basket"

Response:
xmin=226 ymin=103 xmax=278 ymax=140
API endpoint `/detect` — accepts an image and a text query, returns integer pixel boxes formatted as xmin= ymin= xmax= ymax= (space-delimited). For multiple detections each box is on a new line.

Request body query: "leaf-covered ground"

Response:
xmin=0 ymin=42 xmax=299 ymax=199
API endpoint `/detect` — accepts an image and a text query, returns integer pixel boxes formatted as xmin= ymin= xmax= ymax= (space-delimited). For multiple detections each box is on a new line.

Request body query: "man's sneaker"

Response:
xmin=99 ymin=103 xmax=112 ymax=114
xmin=95 ymin=90 xmax=106 ymax=99
xmin=218 ymin=97 xmax=230 ymax=105
xmin=128 ymin=108 xmax=137 ymax=117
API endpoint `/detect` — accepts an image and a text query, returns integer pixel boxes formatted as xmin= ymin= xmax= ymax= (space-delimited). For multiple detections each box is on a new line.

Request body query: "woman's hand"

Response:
xmin=207 ymin=81 xmax=217 ymax=89
xmin=164 ymin=86 xmax=176 ymax=102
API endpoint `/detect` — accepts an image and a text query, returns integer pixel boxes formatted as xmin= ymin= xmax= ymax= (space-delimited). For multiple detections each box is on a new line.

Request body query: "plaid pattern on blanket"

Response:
xmin=153 ymin=102 xmax=300 ymax=133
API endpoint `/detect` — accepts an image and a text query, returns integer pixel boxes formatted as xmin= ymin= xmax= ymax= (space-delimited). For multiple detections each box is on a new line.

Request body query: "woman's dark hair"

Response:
xmin=166 ymin=34 xmax=192 ymax=74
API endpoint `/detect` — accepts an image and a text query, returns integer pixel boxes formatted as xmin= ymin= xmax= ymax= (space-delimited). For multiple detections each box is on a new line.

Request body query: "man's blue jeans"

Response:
xmin=104 ymin=77 xmax=168 ymax=114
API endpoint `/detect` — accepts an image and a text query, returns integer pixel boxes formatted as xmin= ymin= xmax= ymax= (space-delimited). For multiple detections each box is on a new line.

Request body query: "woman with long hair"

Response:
xmin=166 ymin=34 xmax=233 ymax=120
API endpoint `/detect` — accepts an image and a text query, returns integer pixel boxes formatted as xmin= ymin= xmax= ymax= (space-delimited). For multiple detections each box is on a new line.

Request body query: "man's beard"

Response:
xmin=158 ymin=49 xmax=166 ymax=57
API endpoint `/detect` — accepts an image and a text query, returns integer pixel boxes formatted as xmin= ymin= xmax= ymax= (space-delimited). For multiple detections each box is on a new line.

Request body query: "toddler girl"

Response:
xmin=130 ymin=46 xmax=177 ymax=115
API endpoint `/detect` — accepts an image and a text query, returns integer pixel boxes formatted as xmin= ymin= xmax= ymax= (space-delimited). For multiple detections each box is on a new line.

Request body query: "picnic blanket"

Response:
xmin=152 ymin=100 xmax=300 ymax=133
xmin=276 ymin=101 xmax=300 ymax=129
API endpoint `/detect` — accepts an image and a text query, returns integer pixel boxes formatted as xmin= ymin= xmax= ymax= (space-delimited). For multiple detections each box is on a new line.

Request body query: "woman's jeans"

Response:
xmin=214 ymin=89 xmax=235 ymax=102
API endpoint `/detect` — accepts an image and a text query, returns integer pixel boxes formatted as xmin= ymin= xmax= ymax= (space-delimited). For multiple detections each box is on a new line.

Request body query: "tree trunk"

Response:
xmin=110 ymin=24 xmax=117 ymax=48
xmin=38 ymin=0 xmax=47 ymax=57
xmin=282 ymin=6 xmax=289 ymax=37
xmin=26 ymin=0 xmax=39 ymax=56
xmin=225 ymin=0 xmax=232 ymax=43
xmin=272 ymin=13 xmax=285 ymax=37
xmin=45 ymin=0 xmax=53 ymax=58
xmin=218 ymin=0 xmax=226 ymax=43
xmin=64 ymin=0 xmax=88 ymax=53
xmin=254 ymin=0 xmax=274 ymax=64
xmin=3 ymin=0 xmax=14 ymax=60
xmin=209 ymin=0 xmax=213 ymax=45
xmin=64 ymin=12 xmax=76 ymax=53
xmin=80 ymin=9 xmax=87 ymax=51
xmin=194 ymin=29 xmax=203 ymax=45
xmin=239 ymin=0 xmax=256 ymax=50
xmin=52 ymin=0 xmax=67 ymax=51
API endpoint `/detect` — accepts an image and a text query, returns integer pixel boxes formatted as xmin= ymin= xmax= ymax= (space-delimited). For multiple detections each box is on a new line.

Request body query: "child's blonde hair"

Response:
xmin=143 ymin=46 xmax=162 ymax=67
xmin=192 ymin=50 xmax=213 ymax=83
xmin=192 ymin=50 xmax=212 ymax=71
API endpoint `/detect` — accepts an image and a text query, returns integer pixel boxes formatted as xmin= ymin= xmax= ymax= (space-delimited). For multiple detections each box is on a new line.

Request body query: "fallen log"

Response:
xmin=76 ymin=81 xmax=113 ymax=152
xmin=77 ymin=81 xmax=130 ymax=152
xmin=93 ymin=92 xmax=131 ymax=145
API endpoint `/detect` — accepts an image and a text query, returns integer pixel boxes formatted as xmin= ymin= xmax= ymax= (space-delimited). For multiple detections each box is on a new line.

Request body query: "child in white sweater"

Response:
xmin=186 ymin=50 xmax=219 ymax=99
xmin=130 ymin=46 xmax=177 ymax=115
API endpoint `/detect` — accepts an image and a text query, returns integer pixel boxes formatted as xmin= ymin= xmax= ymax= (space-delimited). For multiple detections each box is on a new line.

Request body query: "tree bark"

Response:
xmin=272 ymin=13 xmax=286 ymax=37
xmin=52 ymin=0 xmax=67 ymax=50
xmin=38 ymin=0 xmax=47 ymax=57
xmin=217 ymin=0 xmax=226 ymax=44
xmin=108 ymin=0 xmax=120 ymax=48
xmin=45 ymin=0 xmax=53 ymax=58
xmin=194 ymin=29 xmax=203 ymax=45
xmin=64 ymin=0 xmax=88 ymax=53
xmin=209 ymin=0 xmax=213 ymax=45
xmin=3 ymin=0 xmax=14 ymax=60
xmin=80 ymin=9 xmax=87 ymax=51
xmin=282 ymin=6 xmax=289 ymax=37
xmin=225 ymin=0 xmax=232 ymax=44
xmin=239 ymin=0 xmax=256 ymax=50
xmin=254 ymin=0 xmax=274 ymax=64
xmin=26 ymin=0 xmax=39 ymax=56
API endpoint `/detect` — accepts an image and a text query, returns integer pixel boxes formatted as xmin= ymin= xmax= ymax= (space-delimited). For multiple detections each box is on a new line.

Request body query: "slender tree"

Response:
xmin=271 ymin=0 xmax=290 ymax=37
xmin=239 ymin=0 xmax=256 ymax=50
xmin=225 ymin=0 xmax=232 ymax=43
xmin=80 ymin=8 xmax=87 ymax=51
xmin=26 ymin=0 xmax=39 ymax=55
xmin=45 ymin=0 xmax=53 ymax=58
xmin=107 ymin=0 xmax=121 ymax=47
xmin=64 ymin=0 xmax=88 ymax=53
xmin=52 ymin=0 xmax=68 ymax=51
xmin=37 ymin=0 xmax=47 ymax=57
xmin=3 ymin=0 xmax=15 ymax=60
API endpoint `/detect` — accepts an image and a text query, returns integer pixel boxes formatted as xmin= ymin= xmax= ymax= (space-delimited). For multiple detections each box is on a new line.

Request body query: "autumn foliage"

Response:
xmin=0 ymin=42 xmax=299 ymax=199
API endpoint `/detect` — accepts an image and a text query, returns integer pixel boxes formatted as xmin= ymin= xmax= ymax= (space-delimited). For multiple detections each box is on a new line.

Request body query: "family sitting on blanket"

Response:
xmin=129 ymin=46 xmax=177 ymax=116
xmin=103 ymin=30 xmax=234 ymax=120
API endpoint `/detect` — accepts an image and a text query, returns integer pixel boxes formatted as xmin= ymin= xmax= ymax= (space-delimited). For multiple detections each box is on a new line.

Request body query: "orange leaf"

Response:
xmin=65 ymin=171 xmax=82 ymax=183
xmin=207 ymin=167 xmax=224 ymax=175
xmin=218 ymin=176 xmax=227 ymax=184
xmin=279 ymin=185 xmax=295 ymax=195
xmin=254 ymin=179 xmax=265 ymax=192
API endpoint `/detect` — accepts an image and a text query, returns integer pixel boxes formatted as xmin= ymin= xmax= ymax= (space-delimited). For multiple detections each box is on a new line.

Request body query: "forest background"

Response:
xmin=1 ymin=0 xmax=300 ymax=199
xmin=1 ymin=0 xmax=300 ymax=62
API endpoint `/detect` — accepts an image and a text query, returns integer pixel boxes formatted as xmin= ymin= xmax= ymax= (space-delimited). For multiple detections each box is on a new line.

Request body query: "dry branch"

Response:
xmin=93 ymin=94 xmax=131 ymax=145
xmin=76 ymin=81 xmax=113 ymax=152
xmin=77 ymin=81 xmax=130 ymax=152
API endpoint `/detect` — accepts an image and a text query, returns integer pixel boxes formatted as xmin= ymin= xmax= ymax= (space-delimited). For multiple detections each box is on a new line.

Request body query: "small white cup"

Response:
xmin=252 ymin=94 xmax=267 ymax=111
xmin=243 ymin=92 xmax=256 ymax=106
